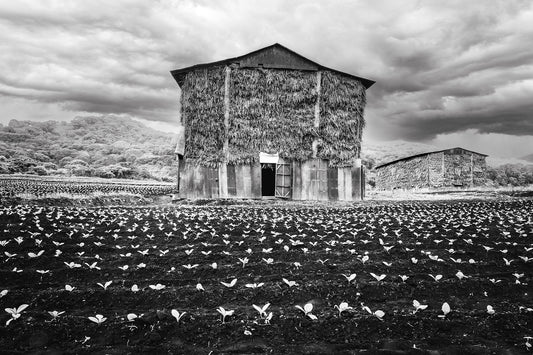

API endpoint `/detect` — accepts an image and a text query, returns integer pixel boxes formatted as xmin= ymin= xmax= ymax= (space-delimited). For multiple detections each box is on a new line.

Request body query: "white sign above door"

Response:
xmin=259 ymin=152 xmax=279 ymax=164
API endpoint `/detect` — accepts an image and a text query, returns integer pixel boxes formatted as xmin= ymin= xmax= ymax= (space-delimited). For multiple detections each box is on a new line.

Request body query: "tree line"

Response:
xmin=0 ymin=116 xmax=177 ymax=181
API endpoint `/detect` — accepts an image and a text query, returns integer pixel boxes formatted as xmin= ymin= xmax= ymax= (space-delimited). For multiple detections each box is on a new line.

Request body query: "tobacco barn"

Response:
xmin=171 ymin=43 xmax=374 ymax=201
xmin=375 ymin=147 xmax=488 ymax=190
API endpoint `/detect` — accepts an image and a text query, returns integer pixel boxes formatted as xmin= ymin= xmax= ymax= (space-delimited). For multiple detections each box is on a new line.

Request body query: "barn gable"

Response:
xmin=237 ymin=44 xmax=319 ymax=71
xmin=171 ymin=43 xmax=375 ymax=88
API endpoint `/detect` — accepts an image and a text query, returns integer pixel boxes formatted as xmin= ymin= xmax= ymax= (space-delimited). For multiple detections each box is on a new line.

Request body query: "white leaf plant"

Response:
xmin=252 ymin=303 xmax=273 ymax=324
xmin=97 ymin=281 xmax=112 ymax=290
xmin=362 ymin=304 xmax=385 ymax=321
xmin=171 ymin=309 xmax=186 ymax=324
xmin=412 ymin=300 xmax=428 ymax=314
xmin=216 ymin=307 xmax=234 ymax=324
xmin=48 ymin=310 xmax=65 ymax=321
xmin=5 ymin=304 xmax=29 ymax=326
xmin=438 ymin=302 xmax=451 ymax=319
xmin=295 ymin=303 xmax=317 ymax=320
xmin=88 ymin=314 xmax=107 ymax=324
xmin=282 ymin=278 xmax=297 ymax=287
xmin=334 ymin=302 xmax=353 ymax=317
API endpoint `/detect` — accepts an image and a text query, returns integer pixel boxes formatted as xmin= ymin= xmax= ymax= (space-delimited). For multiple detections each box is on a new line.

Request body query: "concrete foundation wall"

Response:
xmin=180 ymin=159 xmax=365 ymax=201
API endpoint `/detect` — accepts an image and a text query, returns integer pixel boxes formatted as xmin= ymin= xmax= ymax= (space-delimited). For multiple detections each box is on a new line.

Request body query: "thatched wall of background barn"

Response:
xmin=443 ymin=151 xmax=470 ymax=186
xmin=376 ymin=150 xmax=487 ymax=190
xmin=376 ymin=156 xmax=430 ymax=190
xmin=472 ymin=154 xmax=487 ymax=185
xmin=427 ymin=153 xmax=444 ymax=186
xmin=442 ymin=151 xmax=487 ymax=186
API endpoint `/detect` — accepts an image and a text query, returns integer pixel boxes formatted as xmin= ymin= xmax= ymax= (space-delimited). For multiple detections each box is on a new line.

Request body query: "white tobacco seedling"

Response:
xmin=413 ymin=300 xmax=428 ymax=314
xmin=370 ymin=273 xmax=386 ymax=282
xmin=85 ymin=262 xmax=101 ymax=270
xmin=217 ymin=307 xmax=234 ymax=324
xmin=295 ymin=303 xmax=317 ymax=320
xmin=131 ymin=284 xmax=140 ymax=292
xmin=238 ymin=257 xmax=249 ymax=268
xmin=362 ymin=305 xmax=385 ymax=321
xmin=149 ymin=283 xmax=166 ymax=290
xmin=97 ymin=281 xmax=112 ymax=290
xmin=334 ymin=302 xmax=353 ymax=317
xmin=171 ymin=309 xmax=186 ymax=323
xmin=127 ymin=313 xmax=138 ymax=321
xmin=524 ymin=337 xmax=532 ymax=350
xmin=64 ymin=262 xmax=81 ymax=269
xmin=374 ymin=310 xmax=385 ymax=321
xmin=88 ymin=314 xmax=107 ymax=324
xmin=429 ymin=274 xmax=443 ymax=282
xmin=5 ymin=304 xmax=29 ymax=326
xmin=282 ymin=278 xmax=297 ymax=287
xmin=455 ymin=271 xmax=468 ymax=280
xmin=439 ymin=302 xmax=451 ymax=318
xmin=48 ymin=310 xmax=65 ymax=320
xmin=196 ymin=283 xmax=205 ymax=291
xmin=221 ymin=279 xmax=237 ymax=288
xmin=252 ymin=303 xmax=270 ymax=318
xmin=486 ymin=305 xmax=495 ymax=315
xmin=182 ymin=264 xmax=199 ymax=269
xmin=65 ymin=285 xmax=75 ymax=292
xmin=342 ymin=273 xmax=357 ymax=284
xmin=28 ymin=250 xmax=44 ymax=258
xmin=245 ymin=282 xmax=264 ymax=289
xmin=264 ymin=311 xmax=273 ymax=324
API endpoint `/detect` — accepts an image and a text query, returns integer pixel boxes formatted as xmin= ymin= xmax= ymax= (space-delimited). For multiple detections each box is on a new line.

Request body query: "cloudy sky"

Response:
xmin=1 ymin=0 xmax=533 ymax=158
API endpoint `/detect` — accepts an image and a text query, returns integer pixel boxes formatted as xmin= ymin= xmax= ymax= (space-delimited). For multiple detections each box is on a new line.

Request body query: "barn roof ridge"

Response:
xmin=170 ymin=43 xmax=375 ymax=88
xmin=375 ymin=147 xmax=488 ymax=169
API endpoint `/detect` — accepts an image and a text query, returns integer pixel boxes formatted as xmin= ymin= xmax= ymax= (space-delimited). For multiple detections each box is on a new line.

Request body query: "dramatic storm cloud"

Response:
xmin=1 ymin=0 xmax=532 ymax=157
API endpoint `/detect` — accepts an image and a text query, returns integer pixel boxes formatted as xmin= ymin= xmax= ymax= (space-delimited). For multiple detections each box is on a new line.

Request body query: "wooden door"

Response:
xmin=275 ymin=160 xmax=292 ymax=198
xmin=206 ymin=167 xmax=219 ymax=197
xmin=309 ymin=159 xmax=328 ymax=200
xmin=327 ymin=167 xmax=338 ymax=201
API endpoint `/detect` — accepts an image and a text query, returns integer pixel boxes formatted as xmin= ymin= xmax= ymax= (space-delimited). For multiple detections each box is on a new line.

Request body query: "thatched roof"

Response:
xmin=375 ymin=147 xmax=488 ymax=169
xmin=171 ymin=43 xmax=375 ymax=89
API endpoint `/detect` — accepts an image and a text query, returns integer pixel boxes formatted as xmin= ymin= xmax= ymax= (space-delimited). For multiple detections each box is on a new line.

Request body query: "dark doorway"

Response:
xmin=261 ymin=163 xmax=276 ymax=196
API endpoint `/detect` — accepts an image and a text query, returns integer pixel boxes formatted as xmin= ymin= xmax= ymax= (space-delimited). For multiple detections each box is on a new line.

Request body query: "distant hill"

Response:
xmin=520 ymin=153 xmax=533 ymax=163
xmin=0 ymin=116 xmax=177 ymax=181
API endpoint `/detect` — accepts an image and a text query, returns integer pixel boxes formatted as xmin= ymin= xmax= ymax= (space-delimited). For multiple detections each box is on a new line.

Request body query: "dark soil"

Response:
xmin=0 ymin=199 xmax=532 ymax=354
